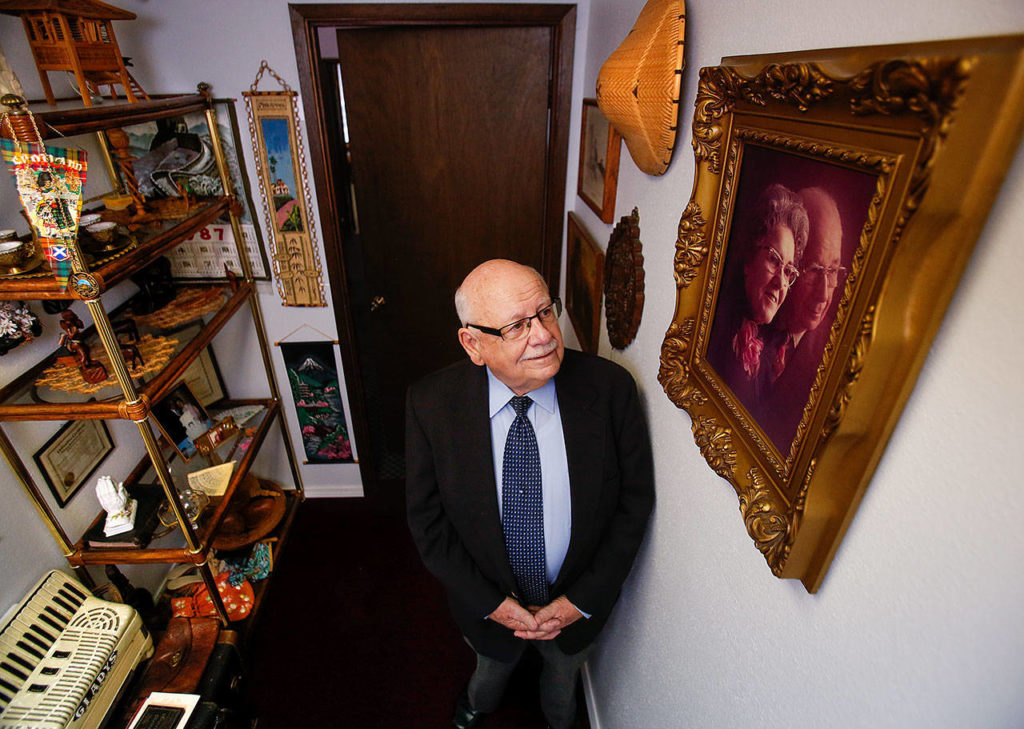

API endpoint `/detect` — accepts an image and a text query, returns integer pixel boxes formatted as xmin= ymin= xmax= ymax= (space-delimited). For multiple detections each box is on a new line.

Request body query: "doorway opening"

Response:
xmin=290 ymin=4 xmax=576 ymax=494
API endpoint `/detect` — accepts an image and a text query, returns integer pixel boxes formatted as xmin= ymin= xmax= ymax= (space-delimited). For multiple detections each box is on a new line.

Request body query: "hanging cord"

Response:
xmin=274 ymin=322 xmax=337 ymax=346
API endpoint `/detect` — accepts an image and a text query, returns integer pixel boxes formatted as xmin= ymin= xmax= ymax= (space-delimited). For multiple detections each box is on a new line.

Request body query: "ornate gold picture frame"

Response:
xmin=659 ymin=36 xmax=1024 ymax=592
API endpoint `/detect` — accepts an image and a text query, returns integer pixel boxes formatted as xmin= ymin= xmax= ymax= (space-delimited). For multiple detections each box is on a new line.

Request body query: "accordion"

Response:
xmin=0 ymin=571 xmax=153 ymax=729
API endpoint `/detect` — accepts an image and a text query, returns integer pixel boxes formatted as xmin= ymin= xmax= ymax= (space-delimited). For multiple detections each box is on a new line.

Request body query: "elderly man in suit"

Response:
xmin=406 ymin=259 xmax=654 ymax=729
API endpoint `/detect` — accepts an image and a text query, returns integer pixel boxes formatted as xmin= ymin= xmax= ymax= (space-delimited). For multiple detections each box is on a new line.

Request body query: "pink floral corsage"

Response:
xmin=732 ymin=319 xmax=763 ymax=379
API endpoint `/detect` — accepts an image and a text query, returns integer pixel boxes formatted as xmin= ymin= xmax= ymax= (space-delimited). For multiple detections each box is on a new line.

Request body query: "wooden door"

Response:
xmin=292 ymin=5 xmax=575 ymax=488
xmin=337 ymin=25 xmax=552 ymax=458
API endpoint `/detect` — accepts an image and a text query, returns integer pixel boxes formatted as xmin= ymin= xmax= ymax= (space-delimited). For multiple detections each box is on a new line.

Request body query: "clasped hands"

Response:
xmin=489 ymin=595 xmax=581 ymax=640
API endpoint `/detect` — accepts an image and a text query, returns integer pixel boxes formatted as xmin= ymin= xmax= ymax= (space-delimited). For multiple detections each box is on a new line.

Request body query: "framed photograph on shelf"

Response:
xmin=577 ymin=98 xmax=622 ymax=223
xmin=151 ymin=382 xmax=215 ymax=462
xmin=565 ymin=212 xmax=605 ymax=354
xmin=33 ymin=418 xmax=114 ymax=507
xmin=122 ymin=98 xmax=271 ymax=280
xmin=170 ymin=323 xmax=228 ymax=408
xmin=658 ymin=36 xmax=1024 ymax=592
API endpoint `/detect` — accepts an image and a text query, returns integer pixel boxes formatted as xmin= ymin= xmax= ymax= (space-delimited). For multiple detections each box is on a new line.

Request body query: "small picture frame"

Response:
xmin=193 ymin=415 xmax=238 ymax=456
xmin=172 ymin=324 xmax=228 ymax=408
xmin=577 ymin=98 xmax=622 ymax=223
xmin=565 ymin=212 xmax=605 ymax=354
xmin=151 ymin=382 xmax=215 ymax=462
xmin=33 ymin=418 xmax=114 ymax=507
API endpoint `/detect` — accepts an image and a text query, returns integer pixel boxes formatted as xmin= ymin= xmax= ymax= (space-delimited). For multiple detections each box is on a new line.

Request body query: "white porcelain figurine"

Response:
xmin=96 ymin=475 xmax=137 ymax=537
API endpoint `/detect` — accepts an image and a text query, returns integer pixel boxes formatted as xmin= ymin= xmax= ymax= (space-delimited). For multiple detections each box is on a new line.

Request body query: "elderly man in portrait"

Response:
xmin=406 ymin=259 xmax=654 ymax=729
xmin=763 ymin=186 xmax=847 ymax=451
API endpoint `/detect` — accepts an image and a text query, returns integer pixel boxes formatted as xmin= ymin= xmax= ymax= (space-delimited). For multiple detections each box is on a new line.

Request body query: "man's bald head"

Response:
xmin=781 ymin=187 xmax=844 ymax=339
xmin=455 ymin=259 xmax=564 ymax=396
xmin=455 ymin=259 xmax=546 ymax=326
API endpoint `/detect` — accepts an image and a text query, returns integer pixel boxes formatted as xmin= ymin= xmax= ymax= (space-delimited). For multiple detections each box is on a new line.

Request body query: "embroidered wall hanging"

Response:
xmin=0 ymin=112 xmax=88 ymax=292
xmin=279 ymin=340 xmax=353 ymax=463
xmin=243 ymin=61 xmax=325 ymax=306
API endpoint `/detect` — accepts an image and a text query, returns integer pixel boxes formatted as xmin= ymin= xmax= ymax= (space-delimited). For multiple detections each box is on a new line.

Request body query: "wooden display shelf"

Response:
xmin=0 ymin=197 xmax=231 ymax=300
xmin=0 ymin=280 xmax=251 ymax=421
xmin=237 ymin=490 xmax=302 ymax=637
xmin=0 ymin=93 xmax=211 ymax=141
xmin=67 ymin=398 xmax=284 ymax=566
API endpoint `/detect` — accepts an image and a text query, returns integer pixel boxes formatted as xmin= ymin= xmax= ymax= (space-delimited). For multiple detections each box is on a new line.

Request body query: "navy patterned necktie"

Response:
xmin=501 ymin=395 xmax=548 ymax=607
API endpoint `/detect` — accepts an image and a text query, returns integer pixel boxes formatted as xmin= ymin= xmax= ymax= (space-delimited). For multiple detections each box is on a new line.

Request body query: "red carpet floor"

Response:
xmin=244 ymin=496 xmax=554 ymax=728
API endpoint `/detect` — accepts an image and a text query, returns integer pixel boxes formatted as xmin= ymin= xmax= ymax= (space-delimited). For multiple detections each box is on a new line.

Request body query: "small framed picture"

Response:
xmin=171 ymin=324 xmax=228 ymax=408
xmin=151 ymin=382 xmax=215 ymax=462
xmin=193 ymin=416 xmax=238 ymax=456
xmin=565 ymin=212 xmax=605 ymax=354
xmin=33 ymin=418 xmax=114 ymax=507
xmin=577 ymin=98 xmax=622 ymax=223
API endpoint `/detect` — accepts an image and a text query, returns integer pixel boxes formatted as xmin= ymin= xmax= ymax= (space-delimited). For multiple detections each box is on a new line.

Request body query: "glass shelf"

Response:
xmin=0 ymin=281 xmax=251 ymax=420
xmin=2 ymin=94 xmax=211 ymax=142
xmin=68 ymin=398 xmax=284 ymax=566
xmin=0 ymin=197 xmax=232 ymax=300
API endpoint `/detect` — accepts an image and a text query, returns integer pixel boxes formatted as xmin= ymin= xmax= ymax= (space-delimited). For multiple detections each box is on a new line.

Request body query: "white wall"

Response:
xmin=579 ymin=1 xmax=1024 ymax=728
xmin=2 ymin=2 xmax=1023 ymax=727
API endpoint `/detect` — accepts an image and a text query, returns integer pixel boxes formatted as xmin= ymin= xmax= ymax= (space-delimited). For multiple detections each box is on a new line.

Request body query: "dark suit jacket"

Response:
xmin=406 ymin=349 xmax=654 ymax=660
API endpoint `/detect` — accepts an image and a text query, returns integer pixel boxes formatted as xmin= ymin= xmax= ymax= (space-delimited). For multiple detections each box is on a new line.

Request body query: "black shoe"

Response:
xmin=452 ymin=689 xmax=484 ymax=729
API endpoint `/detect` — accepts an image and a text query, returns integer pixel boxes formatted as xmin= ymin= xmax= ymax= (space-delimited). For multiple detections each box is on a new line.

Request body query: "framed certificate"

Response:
xmin=33 ymin=418 xmax=114 ymax=507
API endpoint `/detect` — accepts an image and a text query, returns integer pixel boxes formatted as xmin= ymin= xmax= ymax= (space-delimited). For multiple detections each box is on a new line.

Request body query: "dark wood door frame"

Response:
xmin=290 ymin=3 xmax=576 ymax=491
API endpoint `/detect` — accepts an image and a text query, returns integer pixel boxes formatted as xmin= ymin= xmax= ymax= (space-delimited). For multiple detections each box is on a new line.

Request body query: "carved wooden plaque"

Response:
xmin=604 ymin=207 xmax=644 ymax=350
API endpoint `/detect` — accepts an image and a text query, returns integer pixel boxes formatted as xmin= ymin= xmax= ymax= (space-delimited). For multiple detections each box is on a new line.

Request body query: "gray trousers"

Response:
xmin=466 ymin=639 xmax=593 ymax=729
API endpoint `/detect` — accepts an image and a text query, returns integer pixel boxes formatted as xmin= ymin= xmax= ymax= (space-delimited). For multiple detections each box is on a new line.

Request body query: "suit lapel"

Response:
xmin=554 ymin=352 xmax=602 ymax=591
xmin=455 ymin=364 xmax=518 ymax=591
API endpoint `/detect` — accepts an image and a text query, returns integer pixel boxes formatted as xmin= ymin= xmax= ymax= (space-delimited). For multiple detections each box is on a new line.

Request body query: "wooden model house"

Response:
xmin=0 ymin=0 xmax=148 ymax=105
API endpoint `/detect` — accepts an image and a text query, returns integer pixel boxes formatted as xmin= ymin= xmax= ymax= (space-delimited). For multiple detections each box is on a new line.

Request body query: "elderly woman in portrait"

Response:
xmin=706 ymin=183 xmax=808 ymax=412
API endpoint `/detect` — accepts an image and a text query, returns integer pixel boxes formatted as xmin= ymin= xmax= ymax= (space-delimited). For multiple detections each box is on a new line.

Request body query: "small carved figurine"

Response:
xmin=57 ymin=310 xmax=108 ymax=383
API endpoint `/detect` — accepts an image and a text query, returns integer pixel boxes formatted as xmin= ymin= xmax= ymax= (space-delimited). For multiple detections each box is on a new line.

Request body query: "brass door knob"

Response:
xmin=370 ymin=295 xmax=386 ymax=312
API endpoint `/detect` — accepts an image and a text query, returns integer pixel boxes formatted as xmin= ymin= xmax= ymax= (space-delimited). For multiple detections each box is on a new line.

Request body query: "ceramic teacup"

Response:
xmin=87 ymin=221 xmax=118 ymax=244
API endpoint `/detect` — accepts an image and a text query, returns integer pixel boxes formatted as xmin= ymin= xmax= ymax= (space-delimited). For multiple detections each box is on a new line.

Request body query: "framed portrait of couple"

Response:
xmin=151 ymin=382 xmax=216 ymax=462
xmin=659 ymin=36 xmax=1024 ymax=592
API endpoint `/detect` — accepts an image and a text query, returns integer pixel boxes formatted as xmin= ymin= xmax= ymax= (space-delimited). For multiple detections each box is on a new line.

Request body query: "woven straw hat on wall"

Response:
xmin=596 ymin=0 xmax=686 ymax=176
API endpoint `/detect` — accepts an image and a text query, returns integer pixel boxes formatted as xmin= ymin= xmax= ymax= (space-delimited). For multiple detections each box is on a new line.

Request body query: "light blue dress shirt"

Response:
xmin=486 ymin=367 xmax=572 ymax=587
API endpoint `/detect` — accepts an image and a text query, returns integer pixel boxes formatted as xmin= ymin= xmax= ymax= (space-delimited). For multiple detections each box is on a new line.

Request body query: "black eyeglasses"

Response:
xmin=467 ymin=298 xmax=562 ymax=341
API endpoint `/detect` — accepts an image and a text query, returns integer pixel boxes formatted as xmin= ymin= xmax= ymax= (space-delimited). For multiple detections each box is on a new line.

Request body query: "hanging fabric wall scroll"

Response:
xmin=1 ymin=112 xmax=88 ymax=292
xmin=243 ymin=61 xmax=325 ymax=306
xmin=278 ymin=338 xmax=353 ymax=464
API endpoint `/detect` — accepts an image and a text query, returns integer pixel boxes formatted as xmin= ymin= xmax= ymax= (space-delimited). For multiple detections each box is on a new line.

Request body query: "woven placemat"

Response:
xmin=36 ymin=334 xmax=178 ymax=395
xmin=131 ymin=287 xmax=226 ymax=330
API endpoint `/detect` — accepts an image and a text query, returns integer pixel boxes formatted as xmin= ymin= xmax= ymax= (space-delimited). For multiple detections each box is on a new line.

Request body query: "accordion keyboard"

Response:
xmin=0 ymin=597 xmax=152 ymax=729
xmin=0 ymin=572 xmax=89 ymax=713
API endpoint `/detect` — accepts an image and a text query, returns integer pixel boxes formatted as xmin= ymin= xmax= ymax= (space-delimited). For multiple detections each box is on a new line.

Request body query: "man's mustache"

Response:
xmin=521 ymin=340 xmax=558 ymax=360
